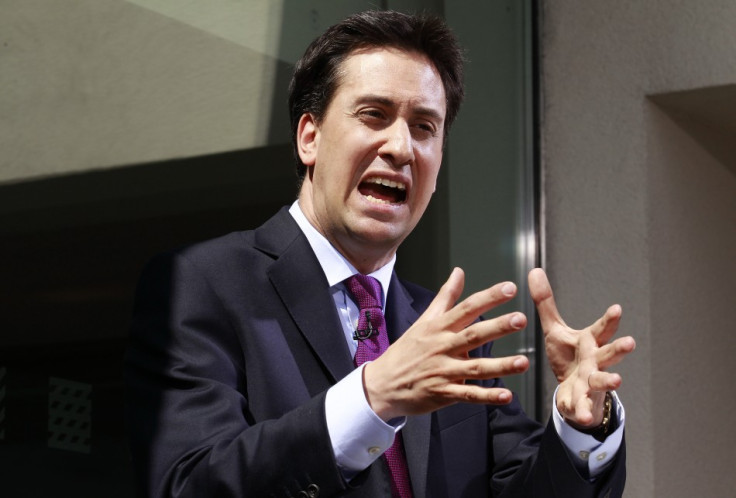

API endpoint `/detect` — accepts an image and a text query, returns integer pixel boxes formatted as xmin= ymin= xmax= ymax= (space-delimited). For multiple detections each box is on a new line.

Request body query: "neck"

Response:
xmin=296 ymin=196 xmax=397 ymax=274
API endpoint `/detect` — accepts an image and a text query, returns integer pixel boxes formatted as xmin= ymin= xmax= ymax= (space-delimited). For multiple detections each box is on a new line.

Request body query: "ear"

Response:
xmin=296 ymin=113 xmax=319 ymax=167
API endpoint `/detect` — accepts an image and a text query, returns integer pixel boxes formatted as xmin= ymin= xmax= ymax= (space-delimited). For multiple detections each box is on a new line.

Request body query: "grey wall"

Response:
xmin=540 ymin=1 xmax=736 ymax=496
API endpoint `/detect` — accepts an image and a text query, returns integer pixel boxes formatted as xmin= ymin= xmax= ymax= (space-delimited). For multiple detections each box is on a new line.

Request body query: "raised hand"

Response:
xmin=363 ymin=267 xmax=530 ymax=421
xmin=528 ymin=268 xmax=636 ymax=428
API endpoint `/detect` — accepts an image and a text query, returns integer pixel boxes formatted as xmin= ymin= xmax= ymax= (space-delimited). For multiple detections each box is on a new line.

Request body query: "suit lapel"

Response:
xmin=385 ymin=274 xmax=431 ymax=498
xmin=255 ymin=209 xmax=433 ymax=495
xmin=256 ymin=209 xmax=355 ymax=385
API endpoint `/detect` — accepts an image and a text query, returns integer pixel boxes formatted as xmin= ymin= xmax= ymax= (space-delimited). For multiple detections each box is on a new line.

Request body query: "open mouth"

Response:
xmin=358 ymin=177 xmax=407 ymax=205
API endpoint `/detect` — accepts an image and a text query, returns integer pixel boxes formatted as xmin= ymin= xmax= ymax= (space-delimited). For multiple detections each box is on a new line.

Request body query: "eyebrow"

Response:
xmin=354 ymin=94 xmax=445 ymax=123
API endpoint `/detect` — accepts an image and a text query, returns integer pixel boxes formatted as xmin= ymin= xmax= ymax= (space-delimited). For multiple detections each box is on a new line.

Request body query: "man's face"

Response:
xmin=297 ymin=47 xmax=446 ymax=272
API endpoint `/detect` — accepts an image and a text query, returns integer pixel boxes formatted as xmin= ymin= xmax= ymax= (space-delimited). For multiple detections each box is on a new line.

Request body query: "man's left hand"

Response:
xmin=528 ymin=268 xmax=636 ymax=429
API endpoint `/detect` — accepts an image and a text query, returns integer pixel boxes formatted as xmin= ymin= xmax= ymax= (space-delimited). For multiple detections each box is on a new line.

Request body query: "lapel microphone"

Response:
xmin=352 ymin=310 xmax=378 ymax=341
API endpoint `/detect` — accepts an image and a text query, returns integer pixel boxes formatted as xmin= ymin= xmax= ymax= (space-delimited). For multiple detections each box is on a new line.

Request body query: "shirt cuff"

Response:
xmin=552 ymin=388 xmax=625 ymax=478
xmin=325 ymin=363 xmax=406 ymax=475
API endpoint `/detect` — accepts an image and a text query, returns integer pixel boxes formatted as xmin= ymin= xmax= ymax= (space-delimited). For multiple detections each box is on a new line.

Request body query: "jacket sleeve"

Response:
xmin=124 ymin=251 xmax=347 ymax=497
xmin=484 ymin=369 xmax=627 ymax=497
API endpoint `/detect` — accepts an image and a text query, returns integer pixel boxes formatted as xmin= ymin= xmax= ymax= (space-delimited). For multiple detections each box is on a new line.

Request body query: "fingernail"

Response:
xmin=510 ymin=313 xmax=525 ymax=328
xmin=513 ymin=357 xmax=526 ymax=369
xmin=502 ymin=283 xmax=516 ymax=296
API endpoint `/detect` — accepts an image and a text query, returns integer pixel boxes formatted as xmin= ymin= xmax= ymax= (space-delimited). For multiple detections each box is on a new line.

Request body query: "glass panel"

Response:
xmin=445 ymin=0 xmax=539 ymax=418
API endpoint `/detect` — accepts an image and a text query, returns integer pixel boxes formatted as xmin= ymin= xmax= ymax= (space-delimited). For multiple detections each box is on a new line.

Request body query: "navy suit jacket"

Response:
xmin=125 ymin=207 xmax=626 ymax=497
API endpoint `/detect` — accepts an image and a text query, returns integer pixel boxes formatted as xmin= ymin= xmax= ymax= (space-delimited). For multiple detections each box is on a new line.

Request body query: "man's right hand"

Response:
xmin=363 ymin=267 xmax=529 ymax=421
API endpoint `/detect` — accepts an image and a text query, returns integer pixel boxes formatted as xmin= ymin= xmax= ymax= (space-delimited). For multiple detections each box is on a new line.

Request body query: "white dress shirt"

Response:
xmin=288 ymin=201 xmax=623 ymax=479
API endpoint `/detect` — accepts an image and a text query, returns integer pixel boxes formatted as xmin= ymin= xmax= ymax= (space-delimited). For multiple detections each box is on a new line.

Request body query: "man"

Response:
xmin=125 ymin=10 xmax=635 ymax=497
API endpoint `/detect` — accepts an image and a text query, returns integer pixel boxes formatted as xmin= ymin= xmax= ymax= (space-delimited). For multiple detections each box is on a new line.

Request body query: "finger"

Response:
xmin=587 ymin=370 xmax=622 ymax=392
xmin=589 ymin=304 xmax=622 ymax=345
xmin=556 ymin=385 xmax=575 ymax=417
xmin=443 ymin=355 xmax=529 ymax=381
xmin=438 ymin=383 xmax=515 ymax=405
xmin=442 ymin=280 xmax=518 ymax=332
xmin=596 ymin=336 xmax=636 ymax=369
xmin=528 ymin=268 xmax=566 ymax=332
xmin=424 ymin=267 xmax=465 ymax=318
xmin=573 ymin=393 xmax=595 ymax=426
xmin=448 ymin=312 xmax=527 ymax=353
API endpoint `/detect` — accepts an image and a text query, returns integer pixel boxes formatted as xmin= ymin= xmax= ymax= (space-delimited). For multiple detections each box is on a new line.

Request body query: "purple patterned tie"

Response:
xmin=346 ymin=274 xmax=413 ymax=498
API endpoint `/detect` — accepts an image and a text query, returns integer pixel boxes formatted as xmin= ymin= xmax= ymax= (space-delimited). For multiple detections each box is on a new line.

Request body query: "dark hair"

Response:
xmin=288 ymin=10 xmax=465 ymax=179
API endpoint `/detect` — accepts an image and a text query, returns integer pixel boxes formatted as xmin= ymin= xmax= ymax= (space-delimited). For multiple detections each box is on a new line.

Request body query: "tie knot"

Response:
xmin=345 ymin=274 xmax=382 ymax=311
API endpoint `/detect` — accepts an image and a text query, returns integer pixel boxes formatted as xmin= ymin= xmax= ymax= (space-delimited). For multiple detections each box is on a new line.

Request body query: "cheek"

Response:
xmin=411 ymin=165 xmax=441 ymax=208
xmin=314 ymin=159 xmax=357 ymax=201
xmin=417 ymin=156 xmax=442 ymax=191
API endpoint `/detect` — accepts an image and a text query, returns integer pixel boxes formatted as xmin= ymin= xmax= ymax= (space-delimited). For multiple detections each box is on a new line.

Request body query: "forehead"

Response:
xmin=333 ymin=47 xmax=446 ymax=116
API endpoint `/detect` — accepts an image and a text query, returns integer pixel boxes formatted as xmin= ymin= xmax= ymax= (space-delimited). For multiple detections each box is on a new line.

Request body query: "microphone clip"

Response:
xmin=353 ymin=310 xmax=378 ymax=341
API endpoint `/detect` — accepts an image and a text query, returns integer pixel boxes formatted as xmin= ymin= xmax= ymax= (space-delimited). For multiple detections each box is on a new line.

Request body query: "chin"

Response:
xmin=354 ymin=223 xmax=410 ymax=247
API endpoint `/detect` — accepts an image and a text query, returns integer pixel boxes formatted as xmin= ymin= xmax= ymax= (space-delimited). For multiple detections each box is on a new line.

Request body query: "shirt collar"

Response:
xmin=289 ymin=201 xmax=395 ymax=304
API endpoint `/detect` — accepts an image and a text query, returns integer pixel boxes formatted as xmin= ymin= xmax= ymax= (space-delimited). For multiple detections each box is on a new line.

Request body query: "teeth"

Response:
xmin=365 ymin=177 xmax=406 ymax=190
xmin=365 ymin=195 xmax=391 ymax=205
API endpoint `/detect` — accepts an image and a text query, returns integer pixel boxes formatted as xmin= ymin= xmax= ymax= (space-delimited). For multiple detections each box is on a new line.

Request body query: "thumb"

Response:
xmin=528 ymin=268 xmax=565 ymax=330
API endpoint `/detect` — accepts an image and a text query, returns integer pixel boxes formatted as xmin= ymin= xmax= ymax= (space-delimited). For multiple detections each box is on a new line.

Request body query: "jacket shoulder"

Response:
xmin=396 ymin=278 xmax=436 ymax=312
xmin=152 ymin=206 xmax=298 ymax=271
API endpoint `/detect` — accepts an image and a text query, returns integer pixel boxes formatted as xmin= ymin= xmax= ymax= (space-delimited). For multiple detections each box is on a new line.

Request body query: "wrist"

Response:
xmin=362 ymin=361 xmax=398 ymax=421
xmin=571 ymin=391 xmax=613 ymax=442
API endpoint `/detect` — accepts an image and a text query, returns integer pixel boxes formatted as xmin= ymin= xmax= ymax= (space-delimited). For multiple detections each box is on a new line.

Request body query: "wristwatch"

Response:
xmin=586 ymin=391 xmax=614 ymax=442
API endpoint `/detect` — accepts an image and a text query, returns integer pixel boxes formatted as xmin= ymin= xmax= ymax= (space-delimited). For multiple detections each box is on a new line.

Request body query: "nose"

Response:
xmin=378 ymin=120 xmax=414 ymax=167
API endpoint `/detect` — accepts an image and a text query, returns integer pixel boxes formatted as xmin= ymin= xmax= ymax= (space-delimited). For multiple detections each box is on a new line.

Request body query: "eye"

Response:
xmin=412 ymin=121 xmax=438 ymax=139
xmin=357 ymin=108 xmax=386 ymax=121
